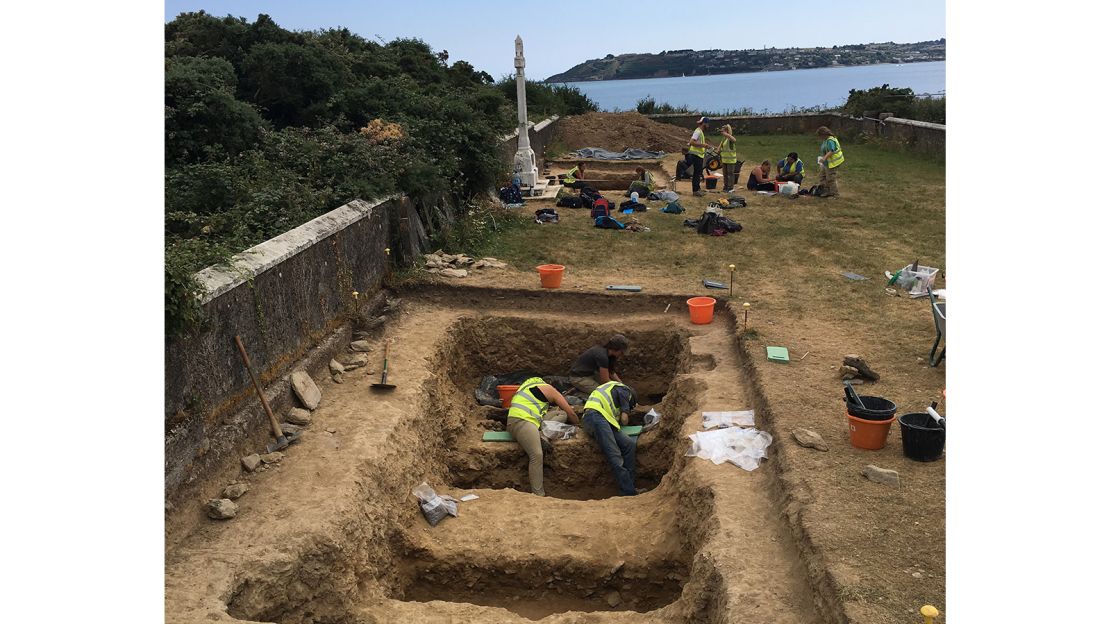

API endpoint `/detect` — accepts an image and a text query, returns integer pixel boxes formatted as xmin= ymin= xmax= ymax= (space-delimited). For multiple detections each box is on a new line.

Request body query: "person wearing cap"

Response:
xmin=687 ymin=117 xmax=713 ymax=196
xmin=775 ymin=152 xmax=805 ymax=183
xmin=562 ymin=161 xmax=587 ymax=189
xmin=569 ymin=335 xmax=629 ymax=395
xmin=815 ymin=126 xmax=845 ymax=197
xmin=581 ymin=381 xmax=639 ymax=496
xmin=746 ymin=160 xmax=776 ymax=191
xmin=718 ymin=124 xmax=739 ymax=192
xmin=505 ymin=377 xmax=582 ymax=497
xmin=628 ymin=166 xmax=656 ymax=197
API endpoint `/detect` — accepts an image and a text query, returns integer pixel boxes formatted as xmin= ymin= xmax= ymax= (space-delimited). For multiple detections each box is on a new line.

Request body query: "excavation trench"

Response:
xmin=195 ymin=297 xmax=818 ymax=624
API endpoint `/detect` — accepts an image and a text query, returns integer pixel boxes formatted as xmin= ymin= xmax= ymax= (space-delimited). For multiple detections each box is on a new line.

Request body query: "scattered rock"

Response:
xmin=337 ymin=352 xmax=370 ymax=369
xmin=839 ymin=365 xmax=860 ymax=380
xmin=196 ymin=437 xmax=211 ymax=457
xmin=329 ymin=359 xmax=345 ymax=376
xmin=863 ymin=464 xmax=900 ymax=487
xmin=206 ymin=498 xmax=238 ymax=520
xmin=911 ymin=571 xmax=923 ymax=578
xmin=260 ymin=452 xmax=284 ymax=464
xmin=222 ymin=483 xmax=250 ymax=499
xmin=241 ymin=454 xmax=261 ymax=472
xmin=332 ymin=373 xmax=344 ymax=384
xmin=364 ymin=317 xmax=386 ymax=330
xmin=845 ymin=378 xmax=864 ymax=386
xmin=439 ymin=268 xmax=468 ymax=278
xmin=843 ymin=355 xmax=880 ymax=381
xmin=290 ymin=370 xmax=321 ymax=410
xmin=281 ymin=423 xmax=302 ymax=437
xmin=350 ymin=340 xmax=372 ymax=352
xmin=286 ymin=408 xmax=312 ymax=426
xmin=792 ymin=428 xmax=829 ymax=451
xmin=610 ymin=560 xmax=625 ymax=576
xmin=325 ymin=427 xmax=337 ymax=434
xmin=605 ymin=591 xmax=622 ymax=608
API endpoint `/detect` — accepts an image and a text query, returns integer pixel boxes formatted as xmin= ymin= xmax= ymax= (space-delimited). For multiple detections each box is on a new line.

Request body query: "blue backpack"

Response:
xmin=594 ymin=215 xmax=624 ymax=229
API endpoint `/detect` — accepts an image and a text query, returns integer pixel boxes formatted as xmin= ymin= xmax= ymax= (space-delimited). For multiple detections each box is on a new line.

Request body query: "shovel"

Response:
xmin=234 ymin=335 xmax=299 ymax=453
xmin=371 ymin=341 xmax=397 ymax=391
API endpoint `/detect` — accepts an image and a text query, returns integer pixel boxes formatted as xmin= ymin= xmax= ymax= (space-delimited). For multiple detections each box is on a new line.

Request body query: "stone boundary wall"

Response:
xmin=166 ymin=116 xmax=563 ymax=505
xmin=648 ymin=112 xmax=944 ymax=159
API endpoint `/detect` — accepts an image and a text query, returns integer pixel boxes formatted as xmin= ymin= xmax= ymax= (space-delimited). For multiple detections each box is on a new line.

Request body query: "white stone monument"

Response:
xmin=512 ymin=35 xmax=539 ymax=191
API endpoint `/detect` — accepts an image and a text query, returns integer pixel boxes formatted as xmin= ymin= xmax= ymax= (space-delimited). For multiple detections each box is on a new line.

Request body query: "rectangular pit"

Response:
xmin=437 ymin=316 xmax=695 ymax=499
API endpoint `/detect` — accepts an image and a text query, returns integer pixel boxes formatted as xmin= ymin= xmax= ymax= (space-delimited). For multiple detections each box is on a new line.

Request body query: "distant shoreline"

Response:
xmin=547 ymin=59 xmax=942 ymax=84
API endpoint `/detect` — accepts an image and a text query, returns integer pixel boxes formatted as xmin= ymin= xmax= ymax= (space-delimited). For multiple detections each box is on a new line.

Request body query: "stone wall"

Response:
xmin=648 ymin=112 xmax=944 ymax=159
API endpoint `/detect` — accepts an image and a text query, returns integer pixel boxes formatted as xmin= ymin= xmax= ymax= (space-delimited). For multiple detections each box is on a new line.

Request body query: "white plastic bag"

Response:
xmin=642 ymin=408 xmax=661 ymax=432
xmin=779 ymin=182 xmax=799 ymax=195
xmin=702 ymin=410 xmax=755 ymax=429
xmin=541 ymin=420 xmax=578 ymax=440
xmin=411 ymin=481 xmax=459 ymax=526
xmin=685 ymin=427 xmax=772 ymax=471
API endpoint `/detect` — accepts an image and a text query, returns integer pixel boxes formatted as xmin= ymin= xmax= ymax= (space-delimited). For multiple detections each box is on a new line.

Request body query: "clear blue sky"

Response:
xmin=164 ymin=0 xmax=945 ymax=80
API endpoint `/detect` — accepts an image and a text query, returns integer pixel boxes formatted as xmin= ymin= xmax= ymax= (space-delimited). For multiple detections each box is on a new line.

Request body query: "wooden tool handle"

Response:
xmin=235 ymin=335 xmax=283 ymax=439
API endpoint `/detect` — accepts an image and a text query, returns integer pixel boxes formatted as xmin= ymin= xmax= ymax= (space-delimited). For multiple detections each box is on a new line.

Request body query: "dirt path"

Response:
xmin=166 ymin=291 xmax=821 ymax=623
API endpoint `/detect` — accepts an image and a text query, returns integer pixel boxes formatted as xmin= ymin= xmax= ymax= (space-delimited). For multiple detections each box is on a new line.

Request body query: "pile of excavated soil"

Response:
xmin=552 ymin=112 xmax=690 ymax=154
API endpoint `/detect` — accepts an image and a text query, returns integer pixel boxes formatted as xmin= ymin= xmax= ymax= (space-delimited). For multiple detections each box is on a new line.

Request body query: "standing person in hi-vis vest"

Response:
xmin=815 ymin=126 xmax=845 ymax=197
xmin=718 ymin=124 xmax=739 ymax=192
xmin=581 ymin=381 xmax=639 ymax=496
xmin=506 ymin=377 xmax=582 ymax=497
xmin=687 ymin=116 xmax=712 ymax=196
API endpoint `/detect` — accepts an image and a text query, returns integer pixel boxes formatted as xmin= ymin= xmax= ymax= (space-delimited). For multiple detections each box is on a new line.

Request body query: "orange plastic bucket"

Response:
xmin=497 ymin=385 xmax=519 ymax=408
xmin=686 ymin=297 xmax=716 ymax=324
xmin=537 ymin=264 xmax=565 ymax=288
xmin=847 ymin=411 xmax=895 ymax=450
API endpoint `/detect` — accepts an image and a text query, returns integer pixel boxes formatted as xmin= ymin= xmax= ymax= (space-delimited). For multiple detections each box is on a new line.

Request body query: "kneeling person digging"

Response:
xmin=582 ymin=381 xmax=639 ymax=496
xmin=506 ymin=377 xmax=582 ymax=497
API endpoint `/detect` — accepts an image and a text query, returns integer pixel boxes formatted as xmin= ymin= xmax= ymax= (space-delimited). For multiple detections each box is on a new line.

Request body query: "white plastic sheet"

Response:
xmin=685 ymin=427 xmax=772 ymax=471
xmin=702 ymin=410 xmax=756 ymax=429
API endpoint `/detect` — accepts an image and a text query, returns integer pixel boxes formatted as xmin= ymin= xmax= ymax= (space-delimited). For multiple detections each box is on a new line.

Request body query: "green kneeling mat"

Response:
xmin=482 ymin=425 xmax=642 ymax=442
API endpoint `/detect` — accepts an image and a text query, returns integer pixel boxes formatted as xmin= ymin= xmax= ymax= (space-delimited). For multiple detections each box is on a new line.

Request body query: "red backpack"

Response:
xmin=590 ymin=197 xmax=611 ymax=219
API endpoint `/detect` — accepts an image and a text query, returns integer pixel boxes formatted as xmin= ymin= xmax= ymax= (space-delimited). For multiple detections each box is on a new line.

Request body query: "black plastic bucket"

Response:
xmin=845 ymin=396 xmax=897 ymax=421
xmin=898 ymin=413 xmax=945 ymax=462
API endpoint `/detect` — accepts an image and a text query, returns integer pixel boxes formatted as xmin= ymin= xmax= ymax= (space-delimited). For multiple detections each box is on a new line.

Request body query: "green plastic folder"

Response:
xmin=766 ymin=346 xmax=790 ymax=363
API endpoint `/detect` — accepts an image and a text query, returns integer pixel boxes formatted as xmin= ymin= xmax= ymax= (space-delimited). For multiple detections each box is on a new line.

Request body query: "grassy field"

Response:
xmin=422 ymin=133 xmax=947 ymax=622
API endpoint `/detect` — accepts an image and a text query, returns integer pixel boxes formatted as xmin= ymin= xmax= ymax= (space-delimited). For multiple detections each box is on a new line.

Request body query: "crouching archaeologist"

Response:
xmin=506 ymin=377 xmax=582 ymax=497
xmin=582 ymin=381 xmax=639 ymax=496
xmin=569 ymin=334 xmax=629 ymax=396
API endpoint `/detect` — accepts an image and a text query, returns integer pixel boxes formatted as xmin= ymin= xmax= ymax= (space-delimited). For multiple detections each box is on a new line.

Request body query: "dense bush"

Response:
xmin=843 ymin=84 xmax=945 ymax=124
xmin=166 ymin=12 xmax=572 ymax=335
xmin=495 ymin=78 xmax=598 ymax=119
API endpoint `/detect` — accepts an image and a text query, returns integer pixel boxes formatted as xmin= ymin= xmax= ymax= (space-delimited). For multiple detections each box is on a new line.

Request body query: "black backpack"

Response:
xmin=556 ymin=196 xmax=582 ymax=208
xmin=696 ymin=212 xmax=720 ymax=235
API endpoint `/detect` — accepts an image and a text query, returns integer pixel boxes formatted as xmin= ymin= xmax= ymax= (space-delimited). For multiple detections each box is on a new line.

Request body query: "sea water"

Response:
xmin=564 ymin=61 xmax=945 ymax=114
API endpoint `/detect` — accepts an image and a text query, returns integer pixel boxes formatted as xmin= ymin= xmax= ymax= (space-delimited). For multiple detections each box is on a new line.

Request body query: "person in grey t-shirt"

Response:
xmin=569 ymin=334 xmax=629 ymax=395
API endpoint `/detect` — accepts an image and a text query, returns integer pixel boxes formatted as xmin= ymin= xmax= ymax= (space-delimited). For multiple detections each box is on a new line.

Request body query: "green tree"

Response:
xmin=165 ymin=56 xmax=265 ymax=165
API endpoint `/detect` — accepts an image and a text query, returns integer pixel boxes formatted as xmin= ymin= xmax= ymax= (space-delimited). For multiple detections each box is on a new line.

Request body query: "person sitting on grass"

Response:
xmin=775 ymin=152 xmax=804 ymax=183
xmin=562 ymin=161 xmax=587 ymax=189
xmin=569 ymin=334 xmax=628 ymax=395
xmin=505 ymin=377 xmax=582 ymax=497
xmin=581 ymin=381 xmax=640 ymax=496
xmin=628 ymin=166 xmax=656 ymax=197
xmin=675 ymin=147 xmax=693 ymax=180
xmin=746 ymin=160 xmax=777 ymax=191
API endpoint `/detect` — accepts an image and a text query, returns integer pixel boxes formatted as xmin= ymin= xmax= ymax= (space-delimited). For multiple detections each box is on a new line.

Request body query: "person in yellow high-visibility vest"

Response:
xmin=775 ymin=152 xmax=805 ymax=184
xmin=718 ymin=124 xmax=739 ymax=192
xmin=581 ymin=381 xmax=639 ymax=496
xmin=562 ymin=161 xmax=587 ymax=189
xmin=687 ymin=116 xmax=712 ymax=196
xmin=815 ymin=126 xmax=845 ymax=197
xmin=505 ymin=377 xmax=582 ymax=497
